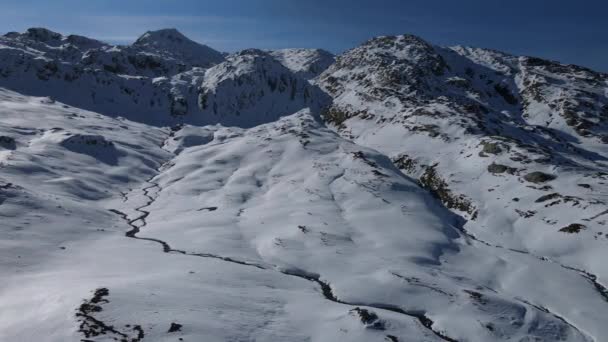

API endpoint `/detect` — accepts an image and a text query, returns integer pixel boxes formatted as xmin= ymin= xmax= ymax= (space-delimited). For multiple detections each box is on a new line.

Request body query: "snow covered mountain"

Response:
xmin=1 ymin=28 xmax=607 ymax=342
xmin=0 ymin=28 xmax=330 ymax=125
xmin=317 ymin=35 xmax=608 ymax=280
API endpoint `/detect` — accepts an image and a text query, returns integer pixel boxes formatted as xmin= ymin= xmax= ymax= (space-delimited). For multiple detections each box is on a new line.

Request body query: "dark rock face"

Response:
xmin=170 ymin=95 xmax=188 ymax=116
xmin=493 ymin=83 xmax=518 ymax=105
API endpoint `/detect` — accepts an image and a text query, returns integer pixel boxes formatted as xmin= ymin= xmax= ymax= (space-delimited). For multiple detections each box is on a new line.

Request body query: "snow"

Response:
xmin=133 ymin=28 xmax=224 ymax=68
xmin=270 ymin=48 xmax=335 ymax=79
xmin=1 ymin=28 xmax=607 ymax=342
xmin=318 ymin=34 xmax=608 ymax=284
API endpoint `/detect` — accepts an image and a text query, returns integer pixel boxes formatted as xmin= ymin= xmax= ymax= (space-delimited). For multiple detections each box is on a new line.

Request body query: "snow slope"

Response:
xmin=1 ymin=28 xmax=608 ymax=342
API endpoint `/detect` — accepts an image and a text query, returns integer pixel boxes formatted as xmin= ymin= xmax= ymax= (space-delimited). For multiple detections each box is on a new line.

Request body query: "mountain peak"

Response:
xmin=132 ymin=28 xmax=224 ymax=66
xmin=16 ymin=27 xmax=63 ymax=42
xmin=325 ymin=33 xmax=447 ymax=84
xmin=133 ymin=28 xmax=188 ymax=46
xmin=361 ymin=34 xmax=431 ymax=50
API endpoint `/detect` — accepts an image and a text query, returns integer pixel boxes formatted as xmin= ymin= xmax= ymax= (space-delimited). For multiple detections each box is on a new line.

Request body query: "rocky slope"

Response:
xmin=0 ymin=28 xmax=329 ymax=126
xmin=317 ymin=34 xmax=608 ymax=280
xmin=1 ymin=28 xmax=607 ymax=342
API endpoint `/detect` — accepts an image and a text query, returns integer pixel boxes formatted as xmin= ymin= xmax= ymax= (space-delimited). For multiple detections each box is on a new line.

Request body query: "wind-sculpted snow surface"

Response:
xmin=1 ymin=28 xmax=608 ymax=341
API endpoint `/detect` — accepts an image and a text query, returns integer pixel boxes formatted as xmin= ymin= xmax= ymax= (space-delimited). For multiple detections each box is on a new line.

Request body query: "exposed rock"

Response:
xmin=420 ymin=165 xmax=478 ymax=219
xmin=168 ymin=322 xmax=183 ymax=333
xmin=0 ymin=136 xmax=16 ymax=149
xmin=480 ymin=142 xmax=503 ymax=155
xmin=61 ymin=134 xmax=113 ymax=147
xmin=535 ymin=193 xmax=561 ymax=203
xmin=493 ymin=83 xmax=518 ymax=105
xmin=350 ymin=307 xmax=385 ymax=330
xmin=523 ymin=171 xmax=557 ymax=183
xmin=559 ymin=223 xmax=586 ymax=234
xmin=487 ymin=163 xmax=515 ymax=174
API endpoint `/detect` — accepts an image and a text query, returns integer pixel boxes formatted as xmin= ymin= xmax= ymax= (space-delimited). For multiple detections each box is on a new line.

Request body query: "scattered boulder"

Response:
xmin=487 ymin=163 xmax=515 ymax=174
xmin=559 ymin=223 xmax=586 ymax=234
xmin=479 ymin=141 xmax=502 ymax=156
xmin=168 ymin=322 xmax=183 ymax=333
xmin=0 ymin=136 xmax=16 ymax=149
xmin=535 ymin=193 xmax=561 ymax=203
xmin=515 ymin=209 xmax=536 ymax=218
xmin=197 ymin=206 xmax=218 ymax=212
xmin=523 ymin=171 xmax=557 ymax=183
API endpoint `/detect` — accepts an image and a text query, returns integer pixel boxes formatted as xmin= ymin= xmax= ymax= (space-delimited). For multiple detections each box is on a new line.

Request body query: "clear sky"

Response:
xmin=1 ymin=0 xmax=606 ymax=72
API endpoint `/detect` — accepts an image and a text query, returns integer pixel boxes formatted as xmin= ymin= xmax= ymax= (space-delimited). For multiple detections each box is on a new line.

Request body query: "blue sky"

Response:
xmin=2 ymin=0 xmax=607 ymax=71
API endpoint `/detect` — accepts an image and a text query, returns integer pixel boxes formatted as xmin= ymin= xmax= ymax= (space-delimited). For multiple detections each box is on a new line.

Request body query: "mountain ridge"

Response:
xmin=1 ymin=27 xmax=607 ymax=342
